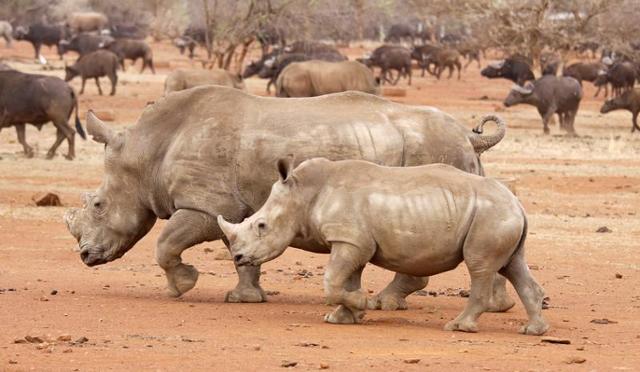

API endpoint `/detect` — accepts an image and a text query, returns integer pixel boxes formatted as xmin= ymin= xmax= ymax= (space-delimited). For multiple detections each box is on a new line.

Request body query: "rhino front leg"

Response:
xmin=368 ymin=273 xmax=429 ymax=311
xmin=156 ymin=209 xmax=218 ymax=297
xmin=324 ymin=242 xmax=373 ymax=324
xmin=224 ymin=263 xmax=267 ymax=303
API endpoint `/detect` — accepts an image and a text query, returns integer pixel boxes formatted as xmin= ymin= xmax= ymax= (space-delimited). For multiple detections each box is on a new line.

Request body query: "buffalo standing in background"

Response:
xmin=13 ymin=23 xmax=67 ymax=61
xmin=65 ymin=50 xmax=119 ymax=96
xmin=481 ymin=56 xmax=535 ymax=86
xmin=0 ymin=70 xmax=85 ymax=159
xmin=503 ymin=76 xmax=582 ymax=135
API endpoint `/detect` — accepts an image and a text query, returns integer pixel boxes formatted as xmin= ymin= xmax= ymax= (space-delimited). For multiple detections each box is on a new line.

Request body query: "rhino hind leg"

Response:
xmin=323 ymin=242 xmax=373 ymax=324
xmin=486 ymin=274 xmax=516 ymax=313
xmin=444 ymin=272 xmax=494 ymax=333
xmin=156 ymin=209 xmax=220 ymax=297
xmin=368 ymin=273 xmax=429 ymax=311
xmin=499 ymin=252 xmax=548 ymax=335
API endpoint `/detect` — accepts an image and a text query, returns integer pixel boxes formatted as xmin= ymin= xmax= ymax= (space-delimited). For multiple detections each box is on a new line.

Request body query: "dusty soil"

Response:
xmin=1 ymin=40 xmax=639 ymax=371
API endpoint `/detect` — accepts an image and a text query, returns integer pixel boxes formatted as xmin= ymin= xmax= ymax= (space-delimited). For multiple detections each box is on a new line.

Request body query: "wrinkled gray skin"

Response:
xmin=164 ymin=69 xmax=245 ymax=95
xmin=504 ymin=75 xmax=582 ymax=135
xmin=64 ymin=86 xmax=511 ymax=311
xmin=219 ymin=158 xmax=548 ymax=335
xmin=600 ymin=88 xmax=640 ymax=132
xmin=275 ymin=60 xmax=380 ymax=97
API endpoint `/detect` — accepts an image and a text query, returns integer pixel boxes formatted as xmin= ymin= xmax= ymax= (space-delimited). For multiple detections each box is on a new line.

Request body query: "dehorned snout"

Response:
xmin=63 ymin=208 xmax=82 ymax=240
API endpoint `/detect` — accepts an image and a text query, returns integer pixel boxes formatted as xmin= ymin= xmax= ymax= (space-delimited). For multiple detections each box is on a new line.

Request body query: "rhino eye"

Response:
xmin=93 ymin=201 xmax=102 ymax=209
xmin=257 ymin=222 xmax=266 ymax=230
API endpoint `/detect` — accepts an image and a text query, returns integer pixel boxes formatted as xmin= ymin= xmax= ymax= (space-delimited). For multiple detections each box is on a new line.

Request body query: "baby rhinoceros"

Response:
xmin=218 ymin=157 xmax=549 ymax=335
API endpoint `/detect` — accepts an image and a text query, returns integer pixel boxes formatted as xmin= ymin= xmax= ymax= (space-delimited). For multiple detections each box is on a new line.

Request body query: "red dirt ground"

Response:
xmin=1 ymin=40 xmax=639 ymax=371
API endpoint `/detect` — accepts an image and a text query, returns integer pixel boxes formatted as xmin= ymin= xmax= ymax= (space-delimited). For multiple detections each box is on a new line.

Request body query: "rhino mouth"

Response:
xmin=80 ymin=248 xmax=108 ymax=266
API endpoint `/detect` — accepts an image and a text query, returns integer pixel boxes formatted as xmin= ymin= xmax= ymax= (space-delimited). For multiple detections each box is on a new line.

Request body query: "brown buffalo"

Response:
xmin=0 ymin=70 xmax=85 ymax=159
xmin=65 ymin=50 xmax=119 ymax=96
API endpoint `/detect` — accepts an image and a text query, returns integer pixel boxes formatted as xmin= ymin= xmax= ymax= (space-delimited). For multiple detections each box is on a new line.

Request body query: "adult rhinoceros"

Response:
xmin=64 ymin=86 xmax=512 ymax=311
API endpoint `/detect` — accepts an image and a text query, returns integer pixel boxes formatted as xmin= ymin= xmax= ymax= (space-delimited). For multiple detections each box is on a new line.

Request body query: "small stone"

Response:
xmin=33 ymin=192 xmax=62 ymax=207
xmin=57 ymin=334 xmax=72 ymax=342
xmin=541 ymin=336 xmax=571 ymax=344
xmin=281 ymin=360 xmax=297 ymax=368
xmin=590 ymin=318 xmax=617 ymax=324
xmin=615 ymin=273 xmax=623 ymax=279
xmin=542 ymin=296 xmax=551 ymax=309
xmin=404 ymin=358 xmax=421 ymax=364
xmin=596 ymin=226 xmax=612 ymax=233
xmin=528 ymin=264 xmax=539 ymax=270
xmin=319 ymin=363 xmax=329 ymax=369
xmin=50 ymin=290 xmax=58 ymax=295
xmin=8 ymin=360 xmax=17 ymax=364
xmin=253 ymin=345 xmax=261 ymax=351
xmin=565 ymin=356 xmax=586 ymax=364
xmin=266 ymin=290 xmax=280 ymax=296
xmin=25 ymin=335 xmax=44 ymax=344
xmin=39 ymin=296 xmax=49 ymax=301
xmin=203 ymin=247 xmax=214 ymax=253
xmin=458 ymin=289 xmax=470 ymax=297
xmin=13 ymin=338 xmax=27 ymax=344
xmin=576 ymin=347 xmax=584 ymax=351
xmin=74 ymin=336 xmax=89 ymax=344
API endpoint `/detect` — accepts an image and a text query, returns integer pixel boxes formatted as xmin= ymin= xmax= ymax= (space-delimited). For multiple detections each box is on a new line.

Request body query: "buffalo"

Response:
xmin=562 ymin=62 xmax=607 ymax=97
xmin=361 ymin=45 xmax=412 ymax=85
xmin=59 ymin=33 xmax=113 ymax=57
xmin=503 ymin=76 xmax=582 ymax=135
xmin=0 ymin=70 xmax=85 ymax=159
xmin=600 ymin=88 xmax=640 ymax=132
xmin=101 ymin=38 xmax=154 ymax=74
xmin=65 ymin=50 xmax=119 ymax=96
xmin=13 ymin=23 xmax=66 ymax=61
xmin=481 ymin=56 xmax=535 ymax=86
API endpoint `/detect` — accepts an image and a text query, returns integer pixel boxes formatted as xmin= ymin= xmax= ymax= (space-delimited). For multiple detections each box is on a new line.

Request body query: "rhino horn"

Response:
xmin=87 ymin=110 xmax=115 ymax=144
xmin=217 ymin=215 xmax=237 ymax=241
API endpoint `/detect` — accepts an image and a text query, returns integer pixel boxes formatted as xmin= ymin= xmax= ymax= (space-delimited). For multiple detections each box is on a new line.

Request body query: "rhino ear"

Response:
xmin=87 ymin=110 xmax=115 ymax=145
xmin=276 ymin=155 xmax=295 ymax=183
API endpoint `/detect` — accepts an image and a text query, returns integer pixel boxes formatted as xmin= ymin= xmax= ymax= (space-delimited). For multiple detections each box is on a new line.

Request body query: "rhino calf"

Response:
xmin=164 ymin=68 xmax=245 ymax=94
xmin=219 ymin=157 xmax=548 ymax=335
xmin=600 ymin=88 xmax=640 ymax=132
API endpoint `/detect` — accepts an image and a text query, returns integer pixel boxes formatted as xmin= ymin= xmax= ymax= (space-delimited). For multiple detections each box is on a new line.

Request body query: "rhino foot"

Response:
xmin=224 ymin=285 xmax=267 ymax=303
xmin=166 ymin=263 xmax=199 ymax=297
xmin=324 ymin=305 xmax=364 ymax=324
xmin=520 ymin=320 xmax=549 ymax=336
xmin=487 ymin=295 xmax=516 ymax=313
xmin=444 ymin=319 xmax=479 ymax=333
xmin=367 ymin=293 xmax=408 ymax=311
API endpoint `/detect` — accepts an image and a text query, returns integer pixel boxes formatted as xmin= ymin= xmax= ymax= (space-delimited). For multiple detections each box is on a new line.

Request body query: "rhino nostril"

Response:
xmin=234 ymin=254 xmax=243 ymax=263
xmin=80 ymin=250 xmax=89 ymax=261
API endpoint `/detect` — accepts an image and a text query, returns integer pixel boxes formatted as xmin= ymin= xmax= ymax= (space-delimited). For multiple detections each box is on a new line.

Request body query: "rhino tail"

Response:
xmin=72 ymin=89 xmax=86 ymax=140
xmin=468 ymin=114 xmax=505 ymax=154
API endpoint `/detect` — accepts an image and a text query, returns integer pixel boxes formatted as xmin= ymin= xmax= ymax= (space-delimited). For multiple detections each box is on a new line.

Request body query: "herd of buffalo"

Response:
xmin=1 ymin=14 xmax=640 ymax=161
